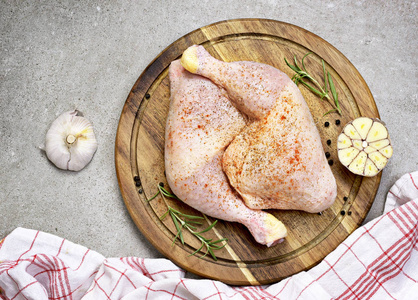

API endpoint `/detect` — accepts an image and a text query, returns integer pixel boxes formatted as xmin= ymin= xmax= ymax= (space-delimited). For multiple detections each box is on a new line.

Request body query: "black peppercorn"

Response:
xmin=343 ymin=196 xmax=348 ymax=201
xmin=135 ymin=181 xmax=141 ymax=187
xmin=145 ymin=93 xmax=150 ymax=99
xmin=327 ymin=139 xmax=331 ymax=145
xmin=134 ymin=176 xmax=140 ymax=182
xmin=325 ymin=152 xmax=331 ymax=158
xmin=348 ymin=211 xmax=352 ymax=215
xmin=328 ymin=159 xmax=334 ymax=166
xmin=324 ymin=121 xmax=330 ymax=127
xmin=341 ymin=210 xmax=346 ymax=216
xmin=335 ymin=119 xmax=341 ymax=125
xmin=159 ymin=182 xmax=164 ymax=187
xmin=138 ymin=188 xmax=143 ymax=194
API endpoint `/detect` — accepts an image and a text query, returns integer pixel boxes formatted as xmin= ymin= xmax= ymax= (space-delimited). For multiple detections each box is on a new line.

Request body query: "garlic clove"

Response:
xmin=45 ymin=110 xmax=98 ymax=171
xmin=338 ymin=147 xmax=360 ymax=167
xmin=343 ymin=123 xmax=362 ymax=140
xmin=337 ymin=133 xmax=352 ymax=149
xmin=380 ymin=145 xmax=394 ymax=159
xmin=364 ymin=158 xmax=379 ymax=177
xmin=364 ymin=146 xmax=377 ymax=154
xmin=369 ymin=139 xmax=390 ymax=150
xmin=351 ymin=117 xmax=373 ymax=140
xmin=368 ymin=151 xmax=388 ymax=170
xmin=352 ymin=139 xmax=364 ymax=151
xmin=366 ymin=121 xmax=388 ymax=143
xmin=348 ymin=151 xmax=367 ymax=174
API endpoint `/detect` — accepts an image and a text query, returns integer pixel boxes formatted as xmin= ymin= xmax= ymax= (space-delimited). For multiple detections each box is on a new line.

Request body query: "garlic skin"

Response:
xmin=45 ymin=110 xmax=98 ymax=171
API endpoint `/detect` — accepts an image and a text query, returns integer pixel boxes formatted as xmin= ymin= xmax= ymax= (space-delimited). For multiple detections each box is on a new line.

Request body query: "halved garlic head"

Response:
xmin=337 ymin=117 xmax=393 ymax=177
xmin=45 ymin=110 xmax=98 ymax=171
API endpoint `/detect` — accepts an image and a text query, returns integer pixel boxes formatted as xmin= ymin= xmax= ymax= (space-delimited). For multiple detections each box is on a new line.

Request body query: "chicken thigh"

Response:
xmin=181 ymin=45 xmax=337 ymax=213
xmin=165 ymin=60 xmax=287 ymax=246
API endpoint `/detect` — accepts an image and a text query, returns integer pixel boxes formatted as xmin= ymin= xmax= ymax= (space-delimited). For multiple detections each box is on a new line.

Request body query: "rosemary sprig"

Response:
xmin=285 ymin=52 xmax=342 ymax=115
xmin=148 ymin=184 xmax=227 ymax=261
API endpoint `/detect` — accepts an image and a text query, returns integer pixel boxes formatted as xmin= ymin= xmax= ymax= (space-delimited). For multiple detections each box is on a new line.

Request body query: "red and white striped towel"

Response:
xmin=1 ymin=171 xmax=417 ymax=300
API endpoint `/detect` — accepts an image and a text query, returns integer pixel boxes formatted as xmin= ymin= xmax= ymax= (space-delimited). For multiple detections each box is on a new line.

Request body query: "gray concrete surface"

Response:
xmin=1 ymin=0 xmax=417 ymax=266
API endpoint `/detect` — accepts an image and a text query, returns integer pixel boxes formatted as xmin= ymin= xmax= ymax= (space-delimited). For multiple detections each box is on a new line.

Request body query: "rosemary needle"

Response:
xmin=148 ymin=184 xmax=227 ymax=261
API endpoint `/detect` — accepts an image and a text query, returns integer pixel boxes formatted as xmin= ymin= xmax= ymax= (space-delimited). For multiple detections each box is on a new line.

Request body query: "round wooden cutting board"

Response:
xmin=115 ymin=19 xmax=382 ymax=285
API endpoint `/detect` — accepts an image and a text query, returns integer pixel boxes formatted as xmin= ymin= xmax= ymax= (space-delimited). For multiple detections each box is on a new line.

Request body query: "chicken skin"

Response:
xmin=164 ymin=60 xmax=287 ymax=246
xmin=181 ymin=45 xmax=337 ymax=213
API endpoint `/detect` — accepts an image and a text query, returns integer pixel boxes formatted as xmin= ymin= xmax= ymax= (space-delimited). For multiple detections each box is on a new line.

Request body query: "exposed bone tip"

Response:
xmin=181 ymin=45 xmax=199 ymax=74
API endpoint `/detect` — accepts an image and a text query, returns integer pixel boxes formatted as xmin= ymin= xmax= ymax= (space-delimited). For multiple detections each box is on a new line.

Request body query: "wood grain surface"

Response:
xmin=115 ymin=19 xmax=382 ymax=285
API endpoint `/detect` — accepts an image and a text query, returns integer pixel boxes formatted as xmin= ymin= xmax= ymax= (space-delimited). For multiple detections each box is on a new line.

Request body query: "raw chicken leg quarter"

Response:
xmin=164 ymin=45 xmax=337 ymax=246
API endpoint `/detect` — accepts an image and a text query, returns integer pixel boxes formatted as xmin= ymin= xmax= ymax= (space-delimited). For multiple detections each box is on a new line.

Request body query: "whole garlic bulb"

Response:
xmin=45 ymin=110 xmax=98 ymax=171
xmin=337 ymin=117 xmax=393 ymax=177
